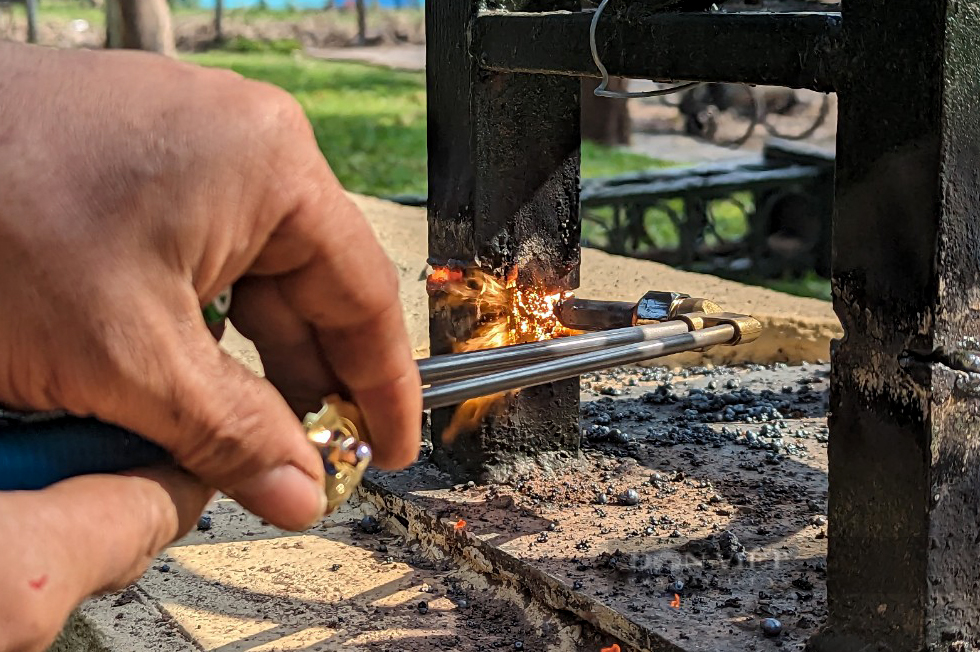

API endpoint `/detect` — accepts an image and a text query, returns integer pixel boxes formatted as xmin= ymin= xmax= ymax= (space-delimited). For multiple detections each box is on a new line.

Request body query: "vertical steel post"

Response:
xmin=426 ymin=0 xmax=582 ymax=481
xmin=809 ymin=0 xmax=980 ymax=649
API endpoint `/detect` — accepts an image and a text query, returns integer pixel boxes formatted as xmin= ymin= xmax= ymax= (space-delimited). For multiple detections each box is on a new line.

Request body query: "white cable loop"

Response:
xmin=589 ymin=0 xmax=702 ymax=99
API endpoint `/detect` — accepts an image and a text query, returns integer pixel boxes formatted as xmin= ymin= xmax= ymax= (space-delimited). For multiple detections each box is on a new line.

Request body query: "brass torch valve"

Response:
xmin=555 ymin=290 xmax=761 ymax=346
xmin=556 ymin=290 xmax=721 ymax=331
xmin=303 ymin=395 xmax=372 ymax=515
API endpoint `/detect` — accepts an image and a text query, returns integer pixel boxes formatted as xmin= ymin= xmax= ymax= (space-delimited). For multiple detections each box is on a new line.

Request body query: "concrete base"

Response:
xmin=58 ymin=362 xmax=830 ymax=652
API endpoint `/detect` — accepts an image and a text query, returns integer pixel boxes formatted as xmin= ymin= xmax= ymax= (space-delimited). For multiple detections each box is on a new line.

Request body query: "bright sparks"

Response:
xmin=428 ymin=266 xmax=576 ymax=441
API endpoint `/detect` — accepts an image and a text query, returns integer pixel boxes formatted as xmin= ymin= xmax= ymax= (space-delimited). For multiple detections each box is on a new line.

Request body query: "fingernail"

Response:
xmin=230 ymin=464 xmax=326 ymax=532
xmin=314 ymin=490 xmax=330 ymax=526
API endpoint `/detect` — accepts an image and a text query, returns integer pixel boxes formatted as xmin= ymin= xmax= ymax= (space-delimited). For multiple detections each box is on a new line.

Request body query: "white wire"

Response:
xmin=589 ymin=0 xmax=702 ymax=99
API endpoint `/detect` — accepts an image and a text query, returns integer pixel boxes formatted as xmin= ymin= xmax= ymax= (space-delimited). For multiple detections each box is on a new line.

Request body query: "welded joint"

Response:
xmin=899 ymin=345 xmax=980 ymax=397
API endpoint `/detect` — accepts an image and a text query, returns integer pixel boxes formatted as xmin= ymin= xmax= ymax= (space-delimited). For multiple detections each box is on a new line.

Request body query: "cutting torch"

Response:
xmin=0 ymin=288 xmax=761 ymax=513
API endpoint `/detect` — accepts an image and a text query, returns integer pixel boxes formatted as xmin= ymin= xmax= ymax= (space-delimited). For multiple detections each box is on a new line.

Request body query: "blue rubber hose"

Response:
xmin=0 ymin=417 xmax=173 ymax=491
xmin=0 ymin=289 xmax=230 ymax=491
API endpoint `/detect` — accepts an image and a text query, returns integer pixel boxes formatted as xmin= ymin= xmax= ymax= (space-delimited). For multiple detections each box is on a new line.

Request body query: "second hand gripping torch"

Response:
xmin=0 ymin=288 xmax=761 ymax=513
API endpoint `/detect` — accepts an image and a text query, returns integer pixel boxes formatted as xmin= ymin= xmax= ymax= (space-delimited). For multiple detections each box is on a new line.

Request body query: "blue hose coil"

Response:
xmin=0 ymin=418 xmax=173 ymax=491
xmin=0 ymin=294 xmax=229 ymax=491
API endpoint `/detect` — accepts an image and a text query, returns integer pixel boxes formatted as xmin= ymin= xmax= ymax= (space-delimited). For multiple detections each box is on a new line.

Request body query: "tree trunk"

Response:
xmin=25 ymin=0 xmax=38 ymax=43
xmin=214 ymin=0 xmax=224 ymax=43
xmin=105 ymin=0 xmax=175 ymax=56
xmin=580 ymin=77 xmax=632 ymax=146
xmin=355 ymin=0 xmax=367 ymax=45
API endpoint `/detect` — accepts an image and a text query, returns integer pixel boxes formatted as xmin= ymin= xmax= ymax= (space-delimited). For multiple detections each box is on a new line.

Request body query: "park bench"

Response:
xmin=389 ymin=137 xmax=834 ymax=278
xmin=580 ymin=137 xmax=834 ymax=277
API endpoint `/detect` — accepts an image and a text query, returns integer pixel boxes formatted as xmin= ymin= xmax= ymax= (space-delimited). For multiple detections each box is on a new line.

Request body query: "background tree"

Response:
xmin=214 ymin=0 xmax=224 ymax=44
xmin=25 ymin=0 xmax=38 ymax=43
xmin=105 ymin=0 xmax=175 ymax=56
xmin=355 ymin=0 xmax=367 ymax=45
xmin=581 ymin=77 xmax=632 ymax=146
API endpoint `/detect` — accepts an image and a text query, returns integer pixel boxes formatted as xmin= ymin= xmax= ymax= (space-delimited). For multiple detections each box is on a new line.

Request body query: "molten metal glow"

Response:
xmin=428 ymin=266 xmax=575 ymax=441
xmin=601 ymin=645 xmax=621 ymax=652
xmin=454 ymin=519 xmax=466 ymax=531
xmin=670 ymin=594 xmax=681 ymax=609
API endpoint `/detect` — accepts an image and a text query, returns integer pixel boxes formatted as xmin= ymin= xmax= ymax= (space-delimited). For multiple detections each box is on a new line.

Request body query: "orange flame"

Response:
xmin=670 ymin=594 xmax=681 ymax=609
xmin=428 ymin=266 xmax=575 ymax=442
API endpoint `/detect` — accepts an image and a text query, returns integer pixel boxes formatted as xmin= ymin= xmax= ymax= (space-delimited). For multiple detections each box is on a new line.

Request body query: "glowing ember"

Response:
xmin=600 ymin=645 xmax=621 ymax=652
xmin=428 ymin=266 xmax=576 ymax=442
xmin=670 ymin=594 xmax=681 ymax=609
xmin=454 ymin=519 xmax=466 ymax=531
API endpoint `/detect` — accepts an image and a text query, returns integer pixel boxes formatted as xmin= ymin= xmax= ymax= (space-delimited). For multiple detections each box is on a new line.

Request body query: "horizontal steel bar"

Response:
xmin=582 ymin=164 xmax=822 ymax=205
xmin=422 ymin=324 xmax=736 ymax=410
xmin=418 ymin=320 xmax=691 ymax=384
xmin=475 ymin=10 xmax=842 ymax=92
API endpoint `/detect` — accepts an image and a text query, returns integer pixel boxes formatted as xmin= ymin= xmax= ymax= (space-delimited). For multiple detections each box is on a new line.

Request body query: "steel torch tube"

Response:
xmin=422 ymin=324 xmax=736 ymax=410
xmin=417 ymin=320 xmax=692 ymax=385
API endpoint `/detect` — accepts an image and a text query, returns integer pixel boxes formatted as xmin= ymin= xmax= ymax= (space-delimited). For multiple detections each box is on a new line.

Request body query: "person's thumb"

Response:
xmin=92 ymin=299 xmax=328 ymax=532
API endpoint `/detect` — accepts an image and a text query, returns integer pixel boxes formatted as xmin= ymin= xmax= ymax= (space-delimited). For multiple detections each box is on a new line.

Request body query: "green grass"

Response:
xmin=24 ymin=0 xmax=104 ymax=25
xmin=757 ymin=272 xmax=832 ymax=301
xmin=220 ymin=35 xmax=303 ymax=54
xmin=581 ymin=141 xmax=670 ymax=180
xmin=188 ymin=51 xmax=429 ymax=196
xmin=185 ymin=51 xmax=674 ymax=198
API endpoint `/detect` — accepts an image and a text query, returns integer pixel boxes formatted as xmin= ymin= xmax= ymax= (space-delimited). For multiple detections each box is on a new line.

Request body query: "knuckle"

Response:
xmin=100 ymin=482 xmax=175 ymax=589
xmin=241 ymin=79 xmax=311 ymax=140
xmin=356 ymin=262 xmax=400 ymax=319
xmin=374 ymin=440 xmax=419 ymax=471
xmin=305 ymin=260 xmax=401 ymax=331
xmin=168 ymin=380 xmax=278 ymax=485
xmin=360 ymin=260 xmax=401 ymax=314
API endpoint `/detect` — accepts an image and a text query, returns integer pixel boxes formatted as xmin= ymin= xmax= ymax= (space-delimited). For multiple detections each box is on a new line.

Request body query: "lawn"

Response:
xmin=185 ymin=50 xmax=830 ymax=301
xmin=186 ymin=51 xmax=669 ymax=197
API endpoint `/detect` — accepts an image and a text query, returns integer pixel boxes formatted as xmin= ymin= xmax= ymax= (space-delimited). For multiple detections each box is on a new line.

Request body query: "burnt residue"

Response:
xmin=430 ymin=381 xmax=581 ymax=482
xmin=474 ymin=69 xmax=582 ymax=288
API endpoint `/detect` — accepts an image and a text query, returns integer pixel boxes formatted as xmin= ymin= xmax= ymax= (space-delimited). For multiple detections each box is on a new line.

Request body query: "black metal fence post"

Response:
xmin=808 ymin=0 xmax=980 ymax=649
xmin=426 ymin=0 xmax=582 ymax=481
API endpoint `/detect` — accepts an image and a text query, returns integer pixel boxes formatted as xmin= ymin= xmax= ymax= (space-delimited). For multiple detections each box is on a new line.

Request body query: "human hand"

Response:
xmin=0 ymin=43 xmax=422 ymax=532
xmin=0 ymin=469 xmax=212 ymax=652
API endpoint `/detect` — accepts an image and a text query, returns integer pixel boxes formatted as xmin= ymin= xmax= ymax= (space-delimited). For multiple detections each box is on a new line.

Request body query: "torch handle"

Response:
xmin=0 ymin=417 xmax=173 ymax=491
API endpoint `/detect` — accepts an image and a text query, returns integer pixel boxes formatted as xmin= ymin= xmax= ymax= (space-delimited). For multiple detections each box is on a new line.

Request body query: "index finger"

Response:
xmin=256 ymin=186 xmax=422 ymax=470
